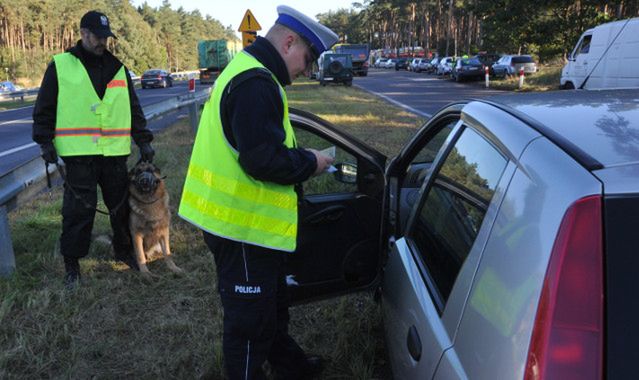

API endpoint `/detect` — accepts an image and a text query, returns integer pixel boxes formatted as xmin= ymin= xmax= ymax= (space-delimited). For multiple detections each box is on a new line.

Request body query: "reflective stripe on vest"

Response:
xmin=178 ymin=51 xmax=298 ymax=252
xmin=53 ymin=52 xmax=131 ymax=156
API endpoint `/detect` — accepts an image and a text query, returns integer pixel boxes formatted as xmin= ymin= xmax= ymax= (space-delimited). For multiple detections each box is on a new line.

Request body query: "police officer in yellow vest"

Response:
xmin=32 ymin=11 xmax=154 ymax=287
xmin=179 ymin=5 xmax=337 ymax=379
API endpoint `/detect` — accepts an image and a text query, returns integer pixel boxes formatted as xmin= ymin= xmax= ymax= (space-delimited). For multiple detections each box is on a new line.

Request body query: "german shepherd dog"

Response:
xmin=128 ymin=161 xmax=182 ymax=277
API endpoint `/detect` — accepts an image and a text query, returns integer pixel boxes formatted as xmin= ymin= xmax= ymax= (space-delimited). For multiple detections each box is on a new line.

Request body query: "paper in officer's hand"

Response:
xmin=319 ymin=146 xmax=336 ymax=173
xmin=319 ymin=146 xmax=336 ymax=159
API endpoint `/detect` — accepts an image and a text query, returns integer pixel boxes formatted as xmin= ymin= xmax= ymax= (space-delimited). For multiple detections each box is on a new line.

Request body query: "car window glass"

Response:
xmin=577 ymin=35 xmax=592 ymax=55
xmin=512 ymin=56 xmax=533 ymax=64
xmin=411 ymin=120 xmax=456 ymax=165
xmin=293 ymin=127 xmax=358 ymax=195
xmin=409 ymin=127 xmax=508 ymax=304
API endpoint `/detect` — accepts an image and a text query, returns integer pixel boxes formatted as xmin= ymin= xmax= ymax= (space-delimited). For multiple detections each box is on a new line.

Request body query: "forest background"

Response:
xmin=1 ymin=0 xmax=638 ymax=86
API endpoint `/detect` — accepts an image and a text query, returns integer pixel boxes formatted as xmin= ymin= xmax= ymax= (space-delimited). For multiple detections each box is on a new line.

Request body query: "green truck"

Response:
xmin=198 ymin=40 xmax=232 ymax=84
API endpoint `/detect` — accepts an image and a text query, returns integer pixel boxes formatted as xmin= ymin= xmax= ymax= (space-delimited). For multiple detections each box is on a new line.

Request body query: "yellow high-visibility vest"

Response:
xmin=53 ymin=52 xmax=131 ymax=156
xmin=179 ymin=51 xmax=299 ymax=252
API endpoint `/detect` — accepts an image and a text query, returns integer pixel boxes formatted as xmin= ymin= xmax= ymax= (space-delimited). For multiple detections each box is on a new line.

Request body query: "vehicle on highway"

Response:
xmin=141 ymin=69 xmax=173 ymax=89
xmin=0 ymin=81 xmax=17 ymax=94
xmin=286 ymin=89 xmax=638 ymax=380
xmin=436 ymin=57 xmax=454 ymax=75
xmin=318 ymin=52 xmax=353 ymax=86
xmin=451 ymin=57 xmax=484 ymax=82
xmin=492 ymin=55 xmax=537 ymax=78
xmin=128 ymin=70 xmax=140 ymax=85
xmin=395 ymin=58 xmax=409 ymax=71
xmin=561 ymin=17 xmax=639 ymax=89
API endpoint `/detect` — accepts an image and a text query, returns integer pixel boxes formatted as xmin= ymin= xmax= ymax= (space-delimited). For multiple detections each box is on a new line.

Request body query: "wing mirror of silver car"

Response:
xmin=333 ymin=163 xmax=358 ymax=184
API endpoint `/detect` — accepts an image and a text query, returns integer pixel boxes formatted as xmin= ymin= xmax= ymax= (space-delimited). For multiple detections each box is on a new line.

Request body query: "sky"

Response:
xmin=131 ymin=1 xmax=351 ymax=39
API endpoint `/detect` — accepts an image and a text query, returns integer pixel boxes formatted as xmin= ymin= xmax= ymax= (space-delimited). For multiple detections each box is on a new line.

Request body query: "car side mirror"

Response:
xmin=333 ymin=163 xmax=358 ymax=184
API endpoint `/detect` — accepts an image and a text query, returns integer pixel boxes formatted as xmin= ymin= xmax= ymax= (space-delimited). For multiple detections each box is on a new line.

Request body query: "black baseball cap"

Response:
xmin=80 ymin=11 xmax=117 ymax=39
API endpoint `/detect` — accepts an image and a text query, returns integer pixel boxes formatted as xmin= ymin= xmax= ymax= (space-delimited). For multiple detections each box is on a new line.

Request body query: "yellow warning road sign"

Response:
xmin=238 ymin=9 xmax=261 ymax=32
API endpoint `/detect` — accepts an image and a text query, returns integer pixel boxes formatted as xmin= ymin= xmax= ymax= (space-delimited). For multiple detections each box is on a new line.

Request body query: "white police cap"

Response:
xmin=275 ymin=5 xmax=339 ymax=59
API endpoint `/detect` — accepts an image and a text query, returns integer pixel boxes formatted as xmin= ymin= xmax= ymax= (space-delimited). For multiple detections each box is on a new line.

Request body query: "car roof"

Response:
xmin=486 ymin=90 xmax=639 ymax=169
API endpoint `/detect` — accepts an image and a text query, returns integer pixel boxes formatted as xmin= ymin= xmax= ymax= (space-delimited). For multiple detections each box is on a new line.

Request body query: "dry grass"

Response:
xmin=483 ymin=64 xmax=563 ymax=92
xmin=1 ymin=79 xmax=424 ymax=379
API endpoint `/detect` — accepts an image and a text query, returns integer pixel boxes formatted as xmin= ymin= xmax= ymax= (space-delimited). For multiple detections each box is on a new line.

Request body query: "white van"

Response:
xmin=561 ymin=17 xmax=639 ymax=89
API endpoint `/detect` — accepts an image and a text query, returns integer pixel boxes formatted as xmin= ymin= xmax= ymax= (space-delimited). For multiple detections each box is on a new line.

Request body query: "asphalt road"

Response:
xmin=353 ymin=68 xmax=505 ymax=118
xmin=1 ymin=70 xmax=506 ymax=176
xmin=0 ymin=81 xmax=211 ymax=176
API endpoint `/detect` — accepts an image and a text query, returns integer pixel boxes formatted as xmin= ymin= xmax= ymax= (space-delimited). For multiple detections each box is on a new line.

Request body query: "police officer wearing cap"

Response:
xmin=32 ymin=10 xmax=154 ymax=287
xmin=179 ymin=5 xmax=338 ymax=379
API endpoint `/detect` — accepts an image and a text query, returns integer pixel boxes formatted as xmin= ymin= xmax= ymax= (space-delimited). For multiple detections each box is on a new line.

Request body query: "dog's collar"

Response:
xmin=130 ymin=192 xmax=162 ymax=205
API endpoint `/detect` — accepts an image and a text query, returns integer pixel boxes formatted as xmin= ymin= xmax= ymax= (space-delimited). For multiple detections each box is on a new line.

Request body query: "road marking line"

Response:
xmin=0 ymin=104 xmax=34 ymax=113
xmin=0 ymin=142 xmax=37 ymax=158
xmin=0 ymin=118 xmax=31 ymax=126
xmin=354 ymin=84 xmax=432 ymax=118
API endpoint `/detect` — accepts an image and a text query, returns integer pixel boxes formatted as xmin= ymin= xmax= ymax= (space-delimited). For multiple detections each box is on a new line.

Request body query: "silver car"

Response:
xmin=492 ymin=55 xmax=537 ymax=78
xmin=284 ymin=89 xmax=637 ymax=379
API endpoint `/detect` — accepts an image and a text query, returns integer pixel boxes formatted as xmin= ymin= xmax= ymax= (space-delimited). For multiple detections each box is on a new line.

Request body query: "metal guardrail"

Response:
xmin=0 ymin=89 xmax=40 ymax=102
xmin=0 ymin=87 xmax=211 ymax=276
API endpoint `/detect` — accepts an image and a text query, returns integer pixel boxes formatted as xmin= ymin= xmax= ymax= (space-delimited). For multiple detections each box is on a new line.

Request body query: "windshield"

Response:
xmin=512 ymin=56 xmax=534 ymax=63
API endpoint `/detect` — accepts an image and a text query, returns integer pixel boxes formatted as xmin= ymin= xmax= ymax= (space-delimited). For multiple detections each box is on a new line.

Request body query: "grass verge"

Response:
xmin=0 ymin=97 xmax=36 ymax=111
xmin=1 ymin=79 xmax=424 ymax=379
xmin=483 ymin=64 xmax=563 ymax=92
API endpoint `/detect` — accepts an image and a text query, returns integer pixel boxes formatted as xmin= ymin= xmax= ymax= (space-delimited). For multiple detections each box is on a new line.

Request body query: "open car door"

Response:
xmin=286 ymin=108 xmax=386 ymax=304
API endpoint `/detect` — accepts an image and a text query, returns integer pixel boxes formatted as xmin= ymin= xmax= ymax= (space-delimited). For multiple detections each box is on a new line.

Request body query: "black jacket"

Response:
xmin=220 ymin=36 xmax=316 ymax=186
xmin=32 ymin=40 xmax=152 ymax=148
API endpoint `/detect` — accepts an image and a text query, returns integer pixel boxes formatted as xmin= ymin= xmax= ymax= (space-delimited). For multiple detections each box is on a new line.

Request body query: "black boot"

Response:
xmin=63 ymin=256 xmax=81 ymax=289
xmin=114 ymin=249 xmax=140 ymax=271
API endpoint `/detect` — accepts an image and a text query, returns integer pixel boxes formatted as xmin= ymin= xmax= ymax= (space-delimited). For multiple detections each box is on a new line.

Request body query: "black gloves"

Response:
xmin=139 ymin=143 xmax=155 ymax=162
xmin=40 ymin=142 xmax=58 ymax=164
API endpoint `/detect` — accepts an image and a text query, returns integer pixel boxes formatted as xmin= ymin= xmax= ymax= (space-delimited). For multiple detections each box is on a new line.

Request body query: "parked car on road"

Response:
xmin=409 ymin=58 xmax=424 ymax=72
xmin=318 ymin=52 xmax=353 ymax=86
xmin=374 ymin=58 xmax=387 ymax=68
xmin=561 ymin=17 xmax=639 ymax=89
xmin=416 ymin=58 xmax=431 ymax=73
xmin=451 ymin=57 xmax=484 ymax=82
xmin=383 ymin=58 xmax=397 ymax=69
xmin=474 ymin=53 xmax=501 ymax=76
xmin=286 ymin=88 xmax=638 ymax=380
xmin=141 ymin=69 xmax=173 ymax=89
xmin=436 ymin=57 xmax=454 ymax=75
xmin=425 ymin=57 xmax=440 ymax=73
xmin=492 ymin=55 xmax=537 ymax=78
xmin=395 ymin=58 xmax=409 ymax=71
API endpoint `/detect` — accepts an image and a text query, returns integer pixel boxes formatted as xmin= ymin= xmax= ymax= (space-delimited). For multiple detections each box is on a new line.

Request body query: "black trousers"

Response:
xmin=60 ymin=155 xmax=131 ymax=259
xmin=203 ymin=232 xmax=308 ymax=380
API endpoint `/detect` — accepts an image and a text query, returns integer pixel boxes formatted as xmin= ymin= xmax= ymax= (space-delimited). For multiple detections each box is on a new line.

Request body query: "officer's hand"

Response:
xmin=139 ymin=143 xmax=155 ymax=162
xmin=307 ymin=149 xmax=334 ymax=175
xmin=40 ymin=142 xmax=58 ymax=164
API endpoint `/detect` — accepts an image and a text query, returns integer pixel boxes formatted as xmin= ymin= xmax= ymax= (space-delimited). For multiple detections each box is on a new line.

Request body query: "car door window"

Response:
xmin=408 ymin=127 xmax=508 ymax=306
xmin=293 ymin=127 xmax=359 ymax=195
xmin=575 ymin=34 xmax=592 ymax=57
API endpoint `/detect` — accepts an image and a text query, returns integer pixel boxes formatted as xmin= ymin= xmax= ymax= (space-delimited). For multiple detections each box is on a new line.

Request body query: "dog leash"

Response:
xmin=46 ymin=161 xmax=128 ymax=217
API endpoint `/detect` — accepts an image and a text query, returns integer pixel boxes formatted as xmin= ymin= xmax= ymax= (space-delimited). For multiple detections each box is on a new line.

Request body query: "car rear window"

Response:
xmin=144 ymin=70 xmax=162 ymax=75
xmin=462 ymin=58 xmax=482 ymax=65
xmin=604 ymin=195 xmax=639 ymax=379
xmin=512 ymin=56 xmax=533 ymax=63
xmin=409 ymin=127 xmax=508 ymax=306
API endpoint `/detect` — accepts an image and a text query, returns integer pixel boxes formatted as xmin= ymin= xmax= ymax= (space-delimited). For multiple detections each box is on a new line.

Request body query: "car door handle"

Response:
xmin=302 ymin=205 xmax=345 ymax=225
xmin=407 ymin=325 xmax=422 ymax=361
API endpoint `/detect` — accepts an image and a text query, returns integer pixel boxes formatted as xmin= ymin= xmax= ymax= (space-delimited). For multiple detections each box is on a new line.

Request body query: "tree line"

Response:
xmin=0 ymin=0 xmax=236 ymax=84
xmin=317 ymin=0 xmax=639 ymax=62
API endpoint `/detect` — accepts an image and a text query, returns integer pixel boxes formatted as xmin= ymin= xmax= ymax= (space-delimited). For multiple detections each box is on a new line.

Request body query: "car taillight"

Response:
xmin=525 ymin=195 xmax=604 ymax=380
xmin=157 ymin=75 xmax=162 ymax=79
xmin=364 ymin=61 xmax=369 ymax=67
